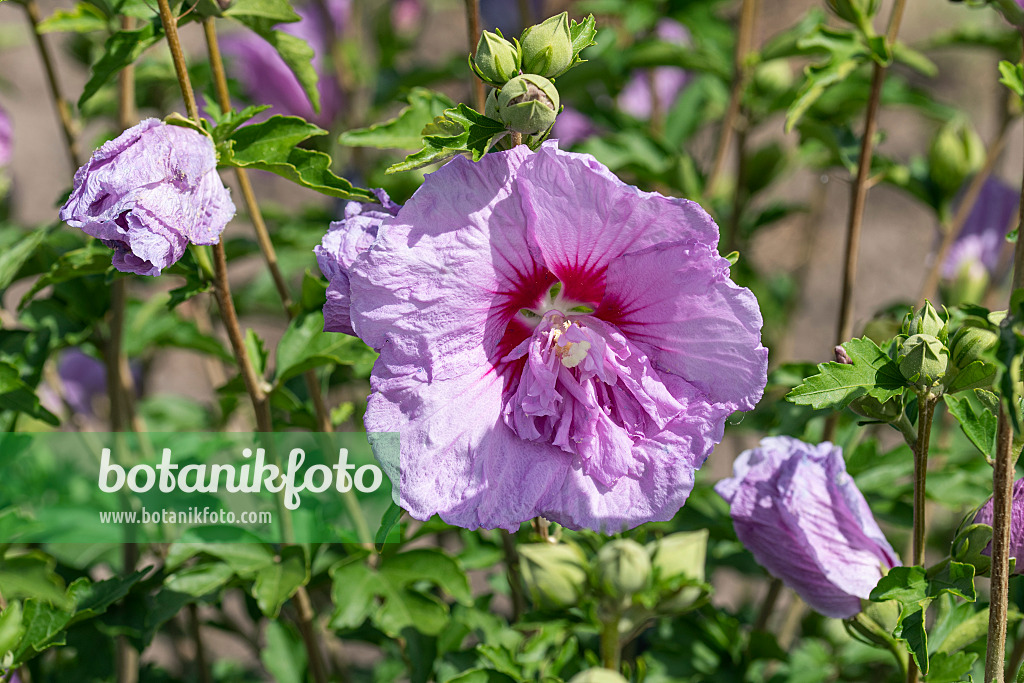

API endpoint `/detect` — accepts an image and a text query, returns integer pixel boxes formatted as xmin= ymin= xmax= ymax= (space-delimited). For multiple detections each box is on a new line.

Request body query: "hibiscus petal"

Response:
xmin=520 ymin=143 xmax=719 ymax=305
xmin=598 ymin=242 xmax=767 ymax=411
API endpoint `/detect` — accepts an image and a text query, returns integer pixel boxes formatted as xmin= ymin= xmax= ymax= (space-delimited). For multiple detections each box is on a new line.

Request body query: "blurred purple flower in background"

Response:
xmin=973 ymin=477 xmax=1024 ymax=573
xmin=391 ymin=0 xmax=423 ymax=36
xmin=618 ymin=19 xmax=690 ymax=120
xmin=315 ymin=188 xmax=400 ymax=336
xmin=59 ymin=118 xmax=235 ymax=276
xmin=943 ymin=176 xmax=1017 ymax=282
xmin=321 ymin=143 xmax=767 ymax=532
xmin=0 ymin=102 xmax=11 ymax=167
xmin=716 ymin=436 xmax=900 ymax=619
xmin=222 ymin=0 xmax=349 ymax=127
xmin=480 ymin=0 xmax=544 ymax=35
xmin=551 ymin=106 xmax=599 ymax=147
xmin=47 ymin=349 xmax=142 ymax=417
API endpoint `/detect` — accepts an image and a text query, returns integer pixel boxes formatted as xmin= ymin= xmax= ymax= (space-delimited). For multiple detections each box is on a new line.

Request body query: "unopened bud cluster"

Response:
xmin=471 ymin=13 xmax=577 ymax=136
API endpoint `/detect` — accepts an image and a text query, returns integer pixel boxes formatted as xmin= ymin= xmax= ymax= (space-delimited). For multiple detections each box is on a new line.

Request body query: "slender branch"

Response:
xmin=912 ymin=394 xmax=936 ymax=567
xmin=834 ymin=0 xmax=907 ymax=348
xmin=293 ymin=585 xmax=329 ymax=683
xmin=600 ymin=612 xmax=621 ymax=671
xmin=917 ymin=114 xmax=1013 ymax=303
xmin=186 ymin=604 xmax=213 ymax=683
xmin=202 ymin=17 xmax=333 ymax=433
xmin=987 ymin=409 xmax=1014 ymax=683
xmin=511 ymin=132 xmax=523 ymax=147
xmin=986 ymin=52 xmax=1024 ymax=678
xmin=20 ymin=0 xmax=81 ymax=170
xmin=704 ymin=0 xmax=757 ymax=199
xmin=464 ymin=0 xmax=485 ymax=111
xmin=753 ymin=578 xmax=782 ymax=632
xmin=499 ymin=530 xmax=526 ymax=621
xmin=156 ymin=0 xmax=199 ymax=122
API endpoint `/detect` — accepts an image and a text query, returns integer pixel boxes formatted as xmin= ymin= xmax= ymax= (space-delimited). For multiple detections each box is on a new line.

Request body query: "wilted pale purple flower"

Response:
xmin=973 ymin=478 xmax=1024 ymax=573
xmin=222 ymin=0 xmax=348 ymax=127
xmin=716 ymin=437 xmax=900 ymax=619
xmin=551 ymin=106 xmax=599 ymax=147
xmin=321 ymin=142 xmax=768 ymax=532
xmin=0 ymin=102 xmax=11 ymax=167
xmin=59 ymin=119 xmax=235 ymax=276
xmin=315 ymin=189 xmax=400 ymax=336
xmin=618 ymin=19 xmax=690 ymax=120
xmin=942 ymin=176 xmax=1018 ymax=282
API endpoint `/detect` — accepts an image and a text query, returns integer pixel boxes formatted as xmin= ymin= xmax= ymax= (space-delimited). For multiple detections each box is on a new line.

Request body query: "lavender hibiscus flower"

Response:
xmin=319 ymin=143 xmax=768 ymax=532
xmin=716 ymin=437 xmax=900 ymax=619
xmin=222 ymin=0 xmax=347 ymax=127
xmin=943 ymin=176 xmax=1018 ymax=283
xmin=0 ymin=102 xmax=11 ymax=167
xmin=973 ymin=478 xmax=1024 ymax=573
xmin=618 ymin=19 xmax=690 ymax=120
xmin=59 ymin=119 xmax=235 ymax=276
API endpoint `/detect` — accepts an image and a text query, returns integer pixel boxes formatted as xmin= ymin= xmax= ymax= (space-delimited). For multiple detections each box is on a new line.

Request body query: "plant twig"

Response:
xmin=202 ymin=17 xmax=333 ymax=433
xmin=20 ymin=0 xmax=81 ymax=170
xmin=704 ymin=0 xmax=757 ymax=200
xmin=499 ymin=530 xmax=526 ymax=621
xmin=464 ymin=0 xmax=485 ymax=111
xmin=186 ymin=603 xmax=213 ymax=683
xmin=986 ymin=49 xmax=1024 ymax=677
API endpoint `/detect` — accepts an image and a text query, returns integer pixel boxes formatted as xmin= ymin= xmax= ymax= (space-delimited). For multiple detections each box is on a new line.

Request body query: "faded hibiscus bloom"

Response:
xmin=319 ymin=143 xmax=767 ymax=531
xmin=59 ymin=119 xmax=235 ymax=276
xmin=222 ymin=0 xmax=348 ymax=127
xmin=0 ymin=102 xmax=11 ymax=167
xmin=316 ymin=189 xmax=400 ymax=336
xmin=618 ymin=19 xmax=690 ymax=120
xmin=716 ymin=437 xmax=900 ymax=619
xmin=941 ymin=176 xmax=1018 ymax=304
xmin=973 ymin=477 xmax=1024 ymax=573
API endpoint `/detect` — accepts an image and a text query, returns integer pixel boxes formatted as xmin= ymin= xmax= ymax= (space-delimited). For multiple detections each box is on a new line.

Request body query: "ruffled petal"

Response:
xmin=598 ymin=242 xmax=767 ymax=411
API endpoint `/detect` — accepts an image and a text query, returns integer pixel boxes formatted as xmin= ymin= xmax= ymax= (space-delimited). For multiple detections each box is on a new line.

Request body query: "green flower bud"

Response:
xmin=898 ymin=334 xmax=949 ymax=387
xmin=849 ymin=394 xmax=903 ymax=423
xmin=905 ymin=300 xmax=946 ymax=339
xmin=473 ymin=31 xmax=520 ymax=85
xmin=519 ymin=12 xmax=573 ymax=78
xmin=752 ymin=60 xmax=793 ymax=95
xmin=952 ymin=523 xmax=993 ymax=576
xmin=929 ymin=119 xmax=985 ymax=194
xmin=484 ymin=88 xmax=499 ymax=120
xmin=567 ymin=670 xmax=630 ymax=683
xmin=595 ymin=539 xmax=652 ymax=599
xmin=826 ymin=0 xmax=879 ymax=24
xmin=950 ymin=325 xmax=998 ymax=370
xmin=495 ymin=74 xmax=560 ymax=134
xmin=518 ymin=542 xmax=588 ymax=610
xmin=648 ymin=530 xmax=708 ymax=613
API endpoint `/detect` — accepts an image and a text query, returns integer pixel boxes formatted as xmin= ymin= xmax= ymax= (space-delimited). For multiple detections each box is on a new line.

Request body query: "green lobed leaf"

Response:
xmin=273 ymin=311 xmax=377 ymax=384
xmin=0 ymin=602 xmax=24 ymax=659
xmin=37 ymin=3 xmax=109 ymax=34
xmin=244 ymin=328 xmax=269 ymax=378
xmin=786 ymin=336 xmax=905 ymax=410
xmin=786 ymin=27 xmax=868 ymax=132
xmin=18 ymin=244 xmax=113 ymax=309
xmin=0 ymin=229 xmax=48 ymax=293
xmin=944 ymin=392 xmax=997 ymax=460
xmin=222 ymin=0 xmax=300 ymax=23
xmin=999 ymin=60 xmax=1024 ymax=99
xmin=375 ymin=501 xmax=404 ymax=549
xmin=252 ymin=545 xmax=308 ymax=618
xmin=339 ymin=88 xmax=455 ymax=150
xmin=261 ymin=620 xmax=307 ymax=683
xmin=219 ymin=116 xmax=375 ymax=201
xmin=0 ymin=362 xmax=60 ymax=426
xmin=79 ymin=22 xmax=162 ymax=108
xmin=387 ymin=104 xmax=508 ymax=174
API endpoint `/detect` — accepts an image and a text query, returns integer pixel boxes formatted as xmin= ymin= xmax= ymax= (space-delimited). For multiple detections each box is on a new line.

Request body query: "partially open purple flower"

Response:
xmin=716 ymin=437 xmax=900 ymax=619
xmin=618 ymin=19 xmax=690 ymax=120
xmin=323 ymin=143 xmax=767 ymax=532
xmin=59 ymin=119 xmax=235 ymax=276
xmin=315 ymin=189 xmax=401 ymax=336
xmin=973 ymin=478 xmax=1024 ymax=573
xmin=943 ymin=176 xmax=1018 ymax=282
xmin=222 ymin=0 xmax=348 ymax=127
xmin=0 ymin=102 xmax=11 ymax=167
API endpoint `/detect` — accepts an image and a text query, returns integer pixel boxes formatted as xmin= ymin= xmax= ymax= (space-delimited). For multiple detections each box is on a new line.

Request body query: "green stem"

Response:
xmin=600 ymin=612 xmax=621 ymax=671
